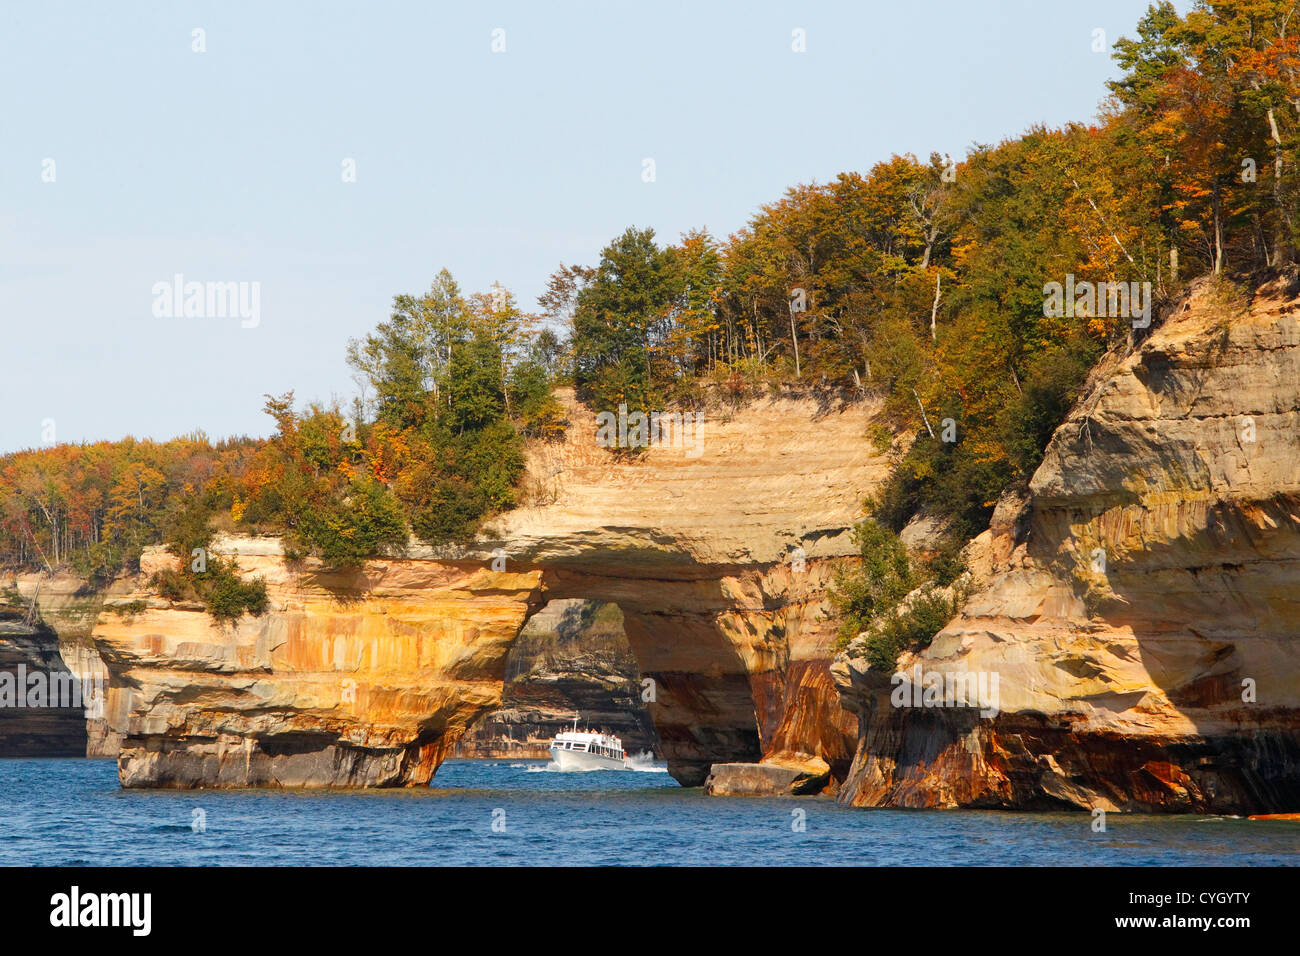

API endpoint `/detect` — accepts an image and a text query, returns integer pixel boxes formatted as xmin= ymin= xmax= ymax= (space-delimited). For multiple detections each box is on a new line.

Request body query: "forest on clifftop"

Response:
xmin=4 ymin=2 xmax=1295 ymax=625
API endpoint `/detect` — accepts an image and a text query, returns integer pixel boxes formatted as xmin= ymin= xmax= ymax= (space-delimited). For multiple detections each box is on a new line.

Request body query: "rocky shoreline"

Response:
xmin=831 ymin=280 xmax=1300 ymax=813
xmin=7 ymin=294 xmax=1300 ymax=815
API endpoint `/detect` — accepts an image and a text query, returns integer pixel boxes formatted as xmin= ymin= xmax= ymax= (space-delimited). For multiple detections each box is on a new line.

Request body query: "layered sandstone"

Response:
xmin=2 ymin=572 xmax=128 ymax=757
xmin=704 ymin=757 xmax=830 ymax=796
xmin=85 ymin=389 xmax=881 ymax=788
xmin=834 ymin=279 xmax=1300 ymax=813
xmin=99 ymin=547 xmax=543 ymax=787
xmin=0 ymin=606 xmax=89 ymax=756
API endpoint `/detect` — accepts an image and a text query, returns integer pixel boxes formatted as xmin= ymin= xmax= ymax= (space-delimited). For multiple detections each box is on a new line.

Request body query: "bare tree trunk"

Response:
xmin=1070 ymin=175 xmax=1136 ymax=264
xmin=1213 ymin=187 xmax=1224 ymax=275
xmin=502 ymin=355 xmax=512 ymax=414
xmin=788 ymin=306 xmax=801 ymax=378
xmin=929 ymin=270 xmax=942 ymax=341
xmin=1266 ymin=107 xmax=1292 ymax=265
xmin=912 ymin=388 xmax=934 ymax=438
xmin=920 ymin=221 xmax=937 ymax=270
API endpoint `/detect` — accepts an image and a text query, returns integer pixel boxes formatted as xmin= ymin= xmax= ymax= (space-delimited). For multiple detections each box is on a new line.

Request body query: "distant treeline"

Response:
xmin=1 ymin=273 xmax=564 ymax=593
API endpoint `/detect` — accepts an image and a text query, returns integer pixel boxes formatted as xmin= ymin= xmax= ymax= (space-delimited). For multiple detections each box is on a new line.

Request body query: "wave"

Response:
xmin=624 ymin=752 xmax=668 ymax=773
xmin=509 ymin=752 xmax=668 ymax=773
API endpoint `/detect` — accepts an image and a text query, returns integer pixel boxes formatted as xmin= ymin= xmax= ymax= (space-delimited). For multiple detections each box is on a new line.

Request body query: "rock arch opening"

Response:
xmin=529 ymin=568 xmax=766 ymax=786
xmin=454 ymin=599 xmax=660 ymax=762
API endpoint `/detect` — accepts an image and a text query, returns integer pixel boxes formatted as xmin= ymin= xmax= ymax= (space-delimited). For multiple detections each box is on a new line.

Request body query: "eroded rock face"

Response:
xmin=0 ymin=609 xmax=89 ymax=756
xmin=3 ymin=572 xmax=129 ymax=757
xmin=101 ymin=547 xmax=544 ymax=788
xmin=704 ymin=757 xmax=830 ymax=797
xmin=91 ymin=390 xmax=881 ymax=788
xmin=834 ymin=280 xmax=1300 ymax=813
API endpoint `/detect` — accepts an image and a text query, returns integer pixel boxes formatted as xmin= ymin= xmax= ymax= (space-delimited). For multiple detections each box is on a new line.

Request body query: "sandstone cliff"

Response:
xmin=72 ymin=389 xmax=878 ymax=788
xmin=834 ymin=279 xmax=1300 ymax=813
xmin=1 ymin=573 xmax=127 ymax=757
xmin=0 ymin=604 xmax=89 ymax=756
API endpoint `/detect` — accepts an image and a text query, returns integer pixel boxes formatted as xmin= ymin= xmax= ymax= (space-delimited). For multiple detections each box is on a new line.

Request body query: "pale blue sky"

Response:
xmin=0 ymin=0 xmax=1184 ymax=452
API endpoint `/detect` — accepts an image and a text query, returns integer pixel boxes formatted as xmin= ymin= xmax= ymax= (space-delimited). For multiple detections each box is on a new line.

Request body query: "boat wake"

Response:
xmin=624 ymin=751 xmax=668 ymax=773
xmin=510 ymin=751 xmax=668 ymax=773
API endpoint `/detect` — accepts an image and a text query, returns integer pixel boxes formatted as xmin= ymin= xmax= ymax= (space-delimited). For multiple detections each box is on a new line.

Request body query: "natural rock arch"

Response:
xmin=100 ymin=539 xmax=855 ymax=788
xmin=95 ymin=391 xmax=881 ymax=789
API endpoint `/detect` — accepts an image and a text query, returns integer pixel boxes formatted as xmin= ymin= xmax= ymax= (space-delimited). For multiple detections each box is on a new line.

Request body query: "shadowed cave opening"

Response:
xmin=448 ymin=566 xmax=769 ymax=787
xmin=455 ymin=598 xmax=662 ymax=763
xmin=0 ymin=604 xmax=91 ymax=758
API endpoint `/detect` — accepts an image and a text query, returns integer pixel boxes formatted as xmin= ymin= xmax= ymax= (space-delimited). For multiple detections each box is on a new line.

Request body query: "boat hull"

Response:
xmin=549 ymin=747 xmax=627 ymax=772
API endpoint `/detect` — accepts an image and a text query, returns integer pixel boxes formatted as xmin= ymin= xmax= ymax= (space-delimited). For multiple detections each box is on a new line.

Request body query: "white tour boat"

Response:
xmin=548 ymin=719 xmax=628 ymax=771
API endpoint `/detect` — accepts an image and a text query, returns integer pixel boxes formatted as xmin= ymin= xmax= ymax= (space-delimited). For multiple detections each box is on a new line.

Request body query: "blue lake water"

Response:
xmin=0 ymin=758 xmax=1296 ymax=866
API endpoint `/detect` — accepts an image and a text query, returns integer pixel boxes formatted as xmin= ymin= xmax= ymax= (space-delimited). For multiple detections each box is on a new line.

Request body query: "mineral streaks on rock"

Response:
xmin=95 ymin=391 xmax=883 ymax=789
xmin=834 ymin=280 xmax=1300 ymax=813
xmin=103 ymin=550 xmax=545 ymax=788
